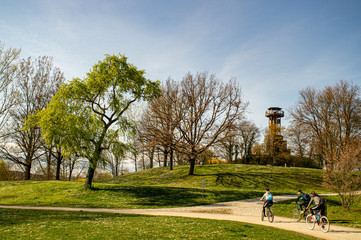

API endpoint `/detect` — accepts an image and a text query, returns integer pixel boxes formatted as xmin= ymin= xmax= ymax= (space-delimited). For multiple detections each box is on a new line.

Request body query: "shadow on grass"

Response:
xmin=331 ymin=219 xmax=352 ymax=224
xmin=91 ymin=185 xmax=259 ymax=207
xmin=213 ymin=171 xmax=322 ymax=191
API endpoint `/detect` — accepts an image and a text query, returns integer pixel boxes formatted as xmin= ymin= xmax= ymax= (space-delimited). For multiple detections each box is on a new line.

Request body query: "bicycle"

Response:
xmin=305 ymin=211 xmax=330 ymax=233
xmin=261 ymin=206 xmax=274 ymax=223
xmin=293 ymin=202 xmax=309 ymax=222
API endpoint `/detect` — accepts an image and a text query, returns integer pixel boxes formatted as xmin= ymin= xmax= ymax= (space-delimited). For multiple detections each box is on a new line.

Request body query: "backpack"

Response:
xmin=304 ymin=193 xmax=311 ymax=201
xmin=267 ymin=193 xmax=273 ymax=201
xmin=319 ymin=196 xmax=326 ymax=205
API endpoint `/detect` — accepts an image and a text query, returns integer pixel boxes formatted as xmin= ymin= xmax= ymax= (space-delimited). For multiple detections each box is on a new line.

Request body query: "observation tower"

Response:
xmin=264 ymin=107 xmax=289 ymax=155
xmin=265 ymin=107 xmax=284 ymax=136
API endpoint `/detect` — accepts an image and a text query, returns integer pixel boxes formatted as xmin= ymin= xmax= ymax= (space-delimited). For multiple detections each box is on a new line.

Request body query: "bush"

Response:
xmin=206 ymin=158 xmax=226 ymax=164
xmin=0 ymin=160 xmax=13 ymax=180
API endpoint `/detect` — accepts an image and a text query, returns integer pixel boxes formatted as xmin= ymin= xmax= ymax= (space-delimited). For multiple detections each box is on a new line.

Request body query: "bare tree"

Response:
xmin=239 ymin=120 xmax=260 ymax=163
xmin=217 ymin=120 xmax=259 ymax=164
xmin=0 ymin=56 xmax=65 ymax=180
xmin=217 ymin=123 xmax=240 ymax=163
xmin=139 ymin=78 xmax=180 ymax=170
xmin=175 ymin=72 xmax=248 ymax=175
xmin=289 ymin=80 xmax=361 ymax=209
xmin=285 ymin=122 xmax=311 ymax=158
xmin=0 ymin=42 xmax=21 ymax=135
xmin=104 ymin=140 xmax=129 ymax=177
xmin=323 ymin=141 xmax=361 ymax=210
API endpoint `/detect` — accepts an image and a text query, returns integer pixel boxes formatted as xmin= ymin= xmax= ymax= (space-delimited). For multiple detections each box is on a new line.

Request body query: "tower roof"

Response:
xmin=265 ymin=107 xmax=284 ymax=118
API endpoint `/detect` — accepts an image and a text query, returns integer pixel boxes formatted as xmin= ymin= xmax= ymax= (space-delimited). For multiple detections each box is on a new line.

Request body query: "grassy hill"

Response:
xmin=106 ymin=164 xmax=325 ymax=193
xmin=1 ymin=164 xmax=361 ymax=229
xmin=0 ymin=164 xmax=326 ymax=209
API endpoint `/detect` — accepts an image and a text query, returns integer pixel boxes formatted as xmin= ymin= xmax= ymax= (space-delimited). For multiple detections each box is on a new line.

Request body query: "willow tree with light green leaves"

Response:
xmin=31 ymin=54 xmax=161 ymax=189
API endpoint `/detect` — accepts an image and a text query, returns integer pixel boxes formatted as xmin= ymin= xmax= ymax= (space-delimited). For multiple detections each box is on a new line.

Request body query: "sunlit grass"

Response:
xmin=0 ymin=208 xmax=316 ymax=240
xmin=0 ymin=165 xmax=326 ymax=208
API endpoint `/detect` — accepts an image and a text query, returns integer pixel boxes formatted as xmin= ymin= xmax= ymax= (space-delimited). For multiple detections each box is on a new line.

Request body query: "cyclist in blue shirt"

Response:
xmin=260 ymin=188 xmax=273 ymax=216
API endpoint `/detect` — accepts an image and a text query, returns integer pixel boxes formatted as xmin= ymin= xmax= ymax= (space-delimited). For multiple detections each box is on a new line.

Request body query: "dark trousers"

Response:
xmin=263 ymin=200 xmax=273 ymax=215
xmin=310 ymin=204 xmax=325 ymax=216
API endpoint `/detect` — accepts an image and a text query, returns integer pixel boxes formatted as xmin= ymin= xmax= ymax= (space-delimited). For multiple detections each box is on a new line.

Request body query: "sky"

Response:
xmin=1 ymin=0 xmax=361 ymax=132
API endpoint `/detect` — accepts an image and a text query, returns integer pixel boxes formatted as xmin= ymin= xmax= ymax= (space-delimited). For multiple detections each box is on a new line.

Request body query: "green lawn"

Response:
xmin=0 ymin=164 xmax=326 ymax=208
xmin=1 ymin=164 xmax=359 ymax=231
xmin=0 ymin=208 xmax=316 ymax=240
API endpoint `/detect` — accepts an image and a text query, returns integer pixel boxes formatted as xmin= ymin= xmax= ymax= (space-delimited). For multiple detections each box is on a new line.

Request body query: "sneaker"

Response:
xmin=300 ymin=211 xmax=304 ymax=214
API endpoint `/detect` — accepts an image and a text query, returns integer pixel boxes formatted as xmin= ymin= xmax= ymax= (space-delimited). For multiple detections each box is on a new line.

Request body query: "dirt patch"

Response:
xmin=190 ymin=208 xmax=232 ymax=214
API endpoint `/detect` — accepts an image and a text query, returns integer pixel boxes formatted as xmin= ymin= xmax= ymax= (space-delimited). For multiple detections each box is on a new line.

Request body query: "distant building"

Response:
xmin=264 ymin=107 xmax=289 ymax=155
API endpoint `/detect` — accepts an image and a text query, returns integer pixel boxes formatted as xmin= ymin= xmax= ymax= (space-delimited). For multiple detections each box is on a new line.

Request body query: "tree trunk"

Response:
xmin=85 ymin=165 xmax=95 ymax=189
xmin=55 ymin=151 xmax=63 ymax=180
xmin=142 ymin=150 xmax=146 ymax=170
xmin=24 ymin=164 xmax=31 ymax=180
xmin=115 ymin=162 xmax=119 ymax=177
xmin=149 ymin=146 xmax=155 ymax=168
xmin=55 ymin=158 xmax=61 ymax=180
xmin=234 ymin=145 xmax=239 ymax=163
xmin=169 ymin=148 xmax=174 ymax=170
xmin=134 ymin=154 xmax=138 ymax=172
xmin=46 ymin=147 xmax=53 ymax=180
xmin=188 ymin=159 xmax=196 ymax=175
xmin=163 ymin=150 xmax=168 ymax=167
xmin=68 ymin=158 xmax=76 ymax=181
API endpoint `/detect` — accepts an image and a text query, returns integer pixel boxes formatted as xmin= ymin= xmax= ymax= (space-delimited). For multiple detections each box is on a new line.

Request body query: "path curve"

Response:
xmin=1 ymin=195 xmax=361 ymax=240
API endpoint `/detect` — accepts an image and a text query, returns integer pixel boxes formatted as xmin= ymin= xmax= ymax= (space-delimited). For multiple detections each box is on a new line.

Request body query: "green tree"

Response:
xmin=33 ymin=54 xmax=160 ymax=189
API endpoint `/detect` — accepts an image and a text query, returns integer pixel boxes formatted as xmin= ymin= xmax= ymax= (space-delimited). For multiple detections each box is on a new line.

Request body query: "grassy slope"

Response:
xmin=0 ymin=164 xmax=326 ymax=208
xmin=0 ymin=164 xmax=360 ymax=231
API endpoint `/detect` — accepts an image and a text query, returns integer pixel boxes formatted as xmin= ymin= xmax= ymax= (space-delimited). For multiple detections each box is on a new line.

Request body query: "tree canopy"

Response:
xmin=33 ymin=54 xmax=161 ymax=188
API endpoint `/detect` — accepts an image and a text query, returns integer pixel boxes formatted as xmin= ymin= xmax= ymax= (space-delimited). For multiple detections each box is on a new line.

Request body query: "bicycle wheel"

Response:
xmin=268 ymin=209 xmax=274 ymax=223
xmin=320 ymin=216 xmax=330 ymax=233
xmin=293 ymin=208 xmax=302 ymax=222
xmin=306 ymin=214 xmax=315 ymax=230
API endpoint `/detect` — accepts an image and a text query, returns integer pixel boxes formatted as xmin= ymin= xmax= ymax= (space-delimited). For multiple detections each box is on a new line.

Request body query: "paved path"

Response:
xmin=1 ymin=195 xmax=361 ymax=240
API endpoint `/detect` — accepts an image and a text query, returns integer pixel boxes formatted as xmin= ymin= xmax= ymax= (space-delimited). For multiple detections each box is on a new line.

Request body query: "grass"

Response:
xmin=273 ymin=195 xmax=361 ymax=229
xmin=0 ymin=164 xmax=327 ymax=208
xmin=0 ymin=164 xmax=360 ymax=238
xmin=0 ymin=208 xmax=316 ymax=240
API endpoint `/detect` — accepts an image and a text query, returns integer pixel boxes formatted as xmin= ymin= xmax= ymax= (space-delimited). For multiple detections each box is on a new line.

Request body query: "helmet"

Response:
xmin=311 ymin=191 xmax=316 ymax=196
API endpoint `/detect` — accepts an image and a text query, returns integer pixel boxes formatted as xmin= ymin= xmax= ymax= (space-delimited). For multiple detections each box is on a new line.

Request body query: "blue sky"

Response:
xmin=1 ymin=0 xmax=361 ymax=131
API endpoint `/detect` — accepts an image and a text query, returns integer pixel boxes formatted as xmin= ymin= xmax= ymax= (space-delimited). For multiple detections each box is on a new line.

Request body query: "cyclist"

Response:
xmin=260 ymin=188 xmax=273 ymax=216
xmin=294 ymin=190 xmax=310 ymax=213
xmin=306 ymin=191 xmax=326 ymax=217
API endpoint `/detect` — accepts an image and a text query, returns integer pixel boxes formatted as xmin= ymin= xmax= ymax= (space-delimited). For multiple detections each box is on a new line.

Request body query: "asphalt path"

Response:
xmin=1 ymin=194 xmax=361 ymax=240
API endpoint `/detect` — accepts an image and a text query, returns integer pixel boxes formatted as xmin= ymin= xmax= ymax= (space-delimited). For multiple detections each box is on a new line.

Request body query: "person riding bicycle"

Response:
xmin=306 ymin=191 xmax=326 ymax=217
xmin=294 ymin=190 xmax=310 ymax=213
xmin=260 ymin=188 xmax=273 ymax=216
